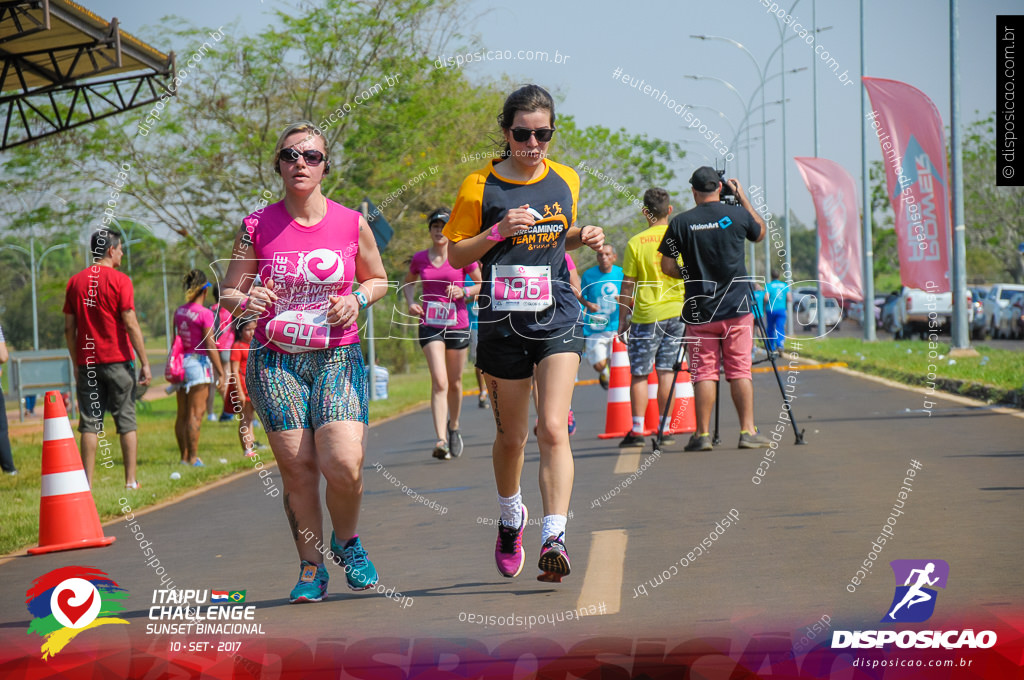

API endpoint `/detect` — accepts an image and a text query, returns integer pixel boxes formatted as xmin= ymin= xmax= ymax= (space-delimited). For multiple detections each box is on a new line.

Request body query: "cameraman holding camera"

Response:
xmin=658 ymin=167 xmax=770 ymax=452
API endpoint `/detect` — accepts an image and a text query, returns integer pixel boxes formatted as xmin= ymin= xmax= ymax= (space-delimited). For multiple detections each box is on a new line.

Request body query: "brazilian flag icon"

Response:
xmin=229 ymin=591 xmax=246 ymax=603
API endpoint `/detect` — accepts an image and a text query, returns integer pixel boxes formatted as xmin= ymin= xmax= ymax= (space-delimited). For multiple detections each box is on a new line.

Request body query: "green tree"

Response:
xmin=961 ymin=115 xmax=1024 ymax=282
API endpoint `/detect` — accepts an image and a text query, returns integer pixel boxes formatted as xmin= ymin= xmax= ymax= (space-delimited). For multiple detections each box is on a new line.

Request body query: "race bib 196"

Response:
xmin=491 ymin=265 xmax=552 ymax=311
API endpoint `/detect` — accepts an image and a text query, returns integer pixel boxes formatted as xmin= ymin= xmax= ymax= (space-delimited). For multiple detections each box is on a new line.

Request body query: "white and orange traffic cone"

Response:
xmin=598 ymin=337 xmax=633 ymax=439
xmin=666 ymin=369 xmax=697 ymax=435
xmin=642 ymin=370 xmax=661 ymax=435
xmin=28 ymin=391 xmax=115 ymax=555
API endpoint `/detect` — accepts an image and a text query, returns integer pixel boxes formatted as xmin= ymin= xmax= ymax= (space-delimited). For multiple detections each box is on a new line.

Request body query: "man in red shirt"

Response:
xmin=63 ymin=228 xmax=151 ymax=488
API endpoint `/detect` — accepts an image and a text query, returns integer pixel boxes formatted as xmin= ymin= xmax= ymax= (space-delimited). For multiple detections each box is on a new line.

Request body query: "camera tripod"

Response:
xmin=649 ymin=284 xmax=806 ymax=454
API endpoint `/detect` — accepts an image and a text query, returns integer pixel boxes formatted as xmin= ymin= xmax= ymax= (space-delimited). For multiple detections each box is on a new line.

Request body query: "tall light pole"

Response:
xmin=860 ymin=0 xmax=876 ymax=341
xmin=949 ymin=0 xmax=969 ymax=350
xmin=1 ymin=238 xmax=71 ymax=350
xmin=690 ymin=32 xmax=805 ymax=280
xmin=814 ymin=0 xmax=825 ymax=338
xmin=108 ymin=217 xmax=173 ymax=351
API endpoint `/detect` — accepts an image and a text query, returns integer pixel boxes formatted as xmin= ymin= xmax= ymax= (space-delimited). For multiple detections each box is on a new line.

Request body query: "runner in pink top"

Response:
xmin=245 ymin=199 xmax=362 ymax=353
xmin=174 ymin=301 xmax=214 ymax=354
xmin=219 ymin=120 xmax=389 ymax=603
xmin=172 ymin=270 xmax=226 ymax=467
xmin=404 ymin=208 xmax=482 ymax=460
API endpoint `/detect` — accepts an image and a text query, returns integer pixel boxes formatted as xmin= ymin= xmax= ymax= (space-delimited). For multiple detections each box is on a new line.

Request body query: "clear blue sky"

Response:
xmin=83 ymin=0 xmax=1013 ymax=229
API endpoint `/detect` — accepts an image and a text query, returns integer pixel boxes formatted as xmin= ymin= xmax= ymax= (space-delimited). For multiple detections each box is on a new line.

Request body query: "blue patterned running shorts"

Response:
xmin=246 ymin=343 xmax=368 ymax=431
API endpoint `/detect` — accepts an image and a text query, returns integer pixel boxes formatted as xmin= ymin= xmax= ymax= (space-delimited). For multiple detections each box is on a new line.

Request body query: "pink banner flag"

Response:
xmin=794 ymin=157 xmax=864 ymax=302
xmin=862 ymin=77 xmax=951 ymax=293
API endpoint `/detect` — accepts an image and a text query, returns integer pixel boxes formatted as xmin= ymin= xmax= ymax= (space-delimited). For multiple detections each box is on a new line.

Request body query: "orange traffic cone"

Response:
xmin=642 ymin=371 xmax=660 ymax=435
xmin=28 ymin=391 xmax=115 ymax=555
xmin=598 ymin=337 xmax=633 ymax=439
xmin=666 ymin=369 xmax=697 ymax=435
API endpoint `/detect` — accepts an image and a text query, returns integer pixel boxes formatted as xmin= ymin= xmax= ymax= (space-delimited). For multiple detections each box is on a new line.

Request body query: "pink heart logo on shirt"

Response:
xmin=306 ymin=256 xmax=339 ymax=281
xmin=302 ymin=249 xmax=343 ymax=283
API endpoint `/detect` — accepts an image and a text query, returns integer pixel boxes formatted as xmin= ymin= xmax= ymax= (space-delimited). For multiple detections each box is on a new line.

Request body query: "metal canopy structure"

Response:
xmin=0 ymin=0 xmax=175 ymax=149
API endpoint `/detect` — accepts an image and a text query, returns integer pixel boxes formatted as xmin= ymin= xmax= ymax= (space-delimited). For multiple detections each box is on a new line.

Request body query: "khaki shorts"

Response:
xmin=76 ymin=361 xmax=138 ymax=434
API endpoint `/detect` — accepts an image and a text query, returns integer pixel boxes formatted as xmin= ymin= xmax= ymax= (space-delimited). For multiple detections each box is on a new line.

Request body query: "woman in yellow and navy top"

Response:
xmin=445 ymin=84 xmax=605 ymax=583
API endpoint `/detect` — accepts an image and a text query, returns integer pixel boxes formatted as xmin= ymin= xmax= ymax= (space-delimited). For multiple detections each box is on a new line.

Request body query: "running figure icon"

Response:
xmin=887 ymin=562 xmax=939 ymax=620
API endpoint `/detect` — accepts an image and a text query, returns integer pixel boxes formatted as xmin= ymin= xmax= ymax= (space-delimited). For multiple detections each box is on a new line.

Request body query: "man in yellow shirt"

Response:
xmin=616 ymin=188 xmax=686 ymax=448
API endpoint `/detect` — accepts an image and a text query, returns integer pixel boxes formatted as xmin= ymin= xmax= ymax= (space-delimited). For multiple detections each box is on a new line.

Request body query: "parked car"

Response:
xmin=969 ymin=286 xmax=989 ymax=340
xmin=894 ymin=285 xmax=974 ymax=340
xmin=795 ymin=295 xmax=842 ymax=330
xmin=847 ymin=300 xmax=865 ymax=326
xmin=994 ymin=292 xmax=1024 ymax=339
xmin=982 ymin=283 xmax=1024 ymax=338
xmin=790 ymin=286 xmax=820 ymax=313
xmin=880 ymin=292 xmax=903 ymax=335
xmin=847 ymin=296 xmax=883 ymax=328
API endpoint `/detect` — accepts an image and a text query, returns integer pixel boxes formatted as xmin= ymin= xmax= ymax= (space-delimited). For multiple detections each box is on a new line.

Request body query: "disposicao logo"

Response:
xmin=26 ymin=566 xmax=129 ymax=659
xmin=883 ymin=559 xmax=948 ymax=623
xmin=832 ymin=558 xmax=997 ymax=650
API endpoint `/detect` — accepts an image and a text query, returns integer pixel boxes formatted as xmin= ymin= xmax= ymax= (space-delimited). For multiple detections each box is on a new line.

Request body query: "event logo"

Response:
xmin=718 ymin=216 xmax=732 ymax=229
xmin=301 ymin=248 xmax=343 ymax=283
xmin=883 ymin=559 xmax=949 ymax=623
xmin=830 ymin=558 xmax=993 ymax=650
xmin=26 ymin=566 xmax=129 ymax=659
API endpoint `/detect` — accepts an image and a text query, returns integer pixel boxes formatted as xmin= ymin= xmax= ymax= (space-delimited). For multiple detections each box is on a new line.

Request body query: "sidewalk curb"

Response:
xmin=786 ymin=354 xmax=1024 ymax=421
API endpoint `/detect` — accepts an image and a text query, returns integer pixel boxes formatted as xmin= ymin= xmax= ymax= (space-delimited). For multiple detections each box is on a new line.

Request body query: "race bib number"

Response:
xmin=492 ymin=265 xmax=552 ymax=311
xmin=587 ymin=313 xmax=610 ymax=332
xmin=424 ymin=300 xmax=457 ymax=328
xmin=265 ymin=309 xmax=331 ymax=353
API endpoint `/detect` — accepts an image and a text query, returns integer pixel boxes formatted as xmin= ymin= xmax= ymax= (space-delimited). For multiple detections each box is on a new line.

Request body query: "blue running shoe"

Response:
xmin=289 ymin=560 xmax=328 ymax=603
xmin=331 ymin=532 xmax=378 ymax=591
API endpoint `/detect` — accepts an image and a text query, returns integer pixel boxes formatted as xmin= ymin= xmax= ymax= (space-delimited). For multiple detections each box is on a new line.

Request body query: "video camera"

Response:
xmin=717 ymin=167 xmax=739 ymax=206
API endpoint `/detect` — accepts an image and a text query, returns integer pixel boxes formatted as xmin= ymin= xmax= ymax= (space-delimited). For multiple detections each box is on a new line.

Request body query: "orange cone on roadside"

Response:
xmin=666 ymin=369 xmax=697 ymax=435
xmin=28 ymin=391 xmax=115 ymax=555
xmin=598 ymin=337 xmax=633 ymax=439
xmin=642 ymin=370 xmax=661 ymax=435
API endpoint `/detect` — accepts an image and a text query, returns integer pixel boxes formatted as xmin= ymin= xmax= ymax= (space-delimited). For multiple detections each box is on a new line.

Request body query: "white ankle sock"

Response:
xmin=632 ymin=416 xmax=644 ymax=433
xmin=498 ymin=490 xmax=523 ymax=528
xmin=541 ymin=514 xmax=567 ymax=542
xmin=660 ymin=415 xmax=671 ymax=432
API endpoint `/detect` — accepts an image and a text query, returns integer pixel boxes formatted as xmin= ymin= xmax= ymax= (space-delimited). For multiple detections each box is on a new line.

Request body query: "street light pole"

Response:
xmin=814 ymin=0 xmax=826 ymax=338
xmin=949 ymin=0 xmax=969 ymax=350
xmin=860 ymin=0 xmax=877 ymax=341
xmin=1 ymin=237 xmax=71 ymax=350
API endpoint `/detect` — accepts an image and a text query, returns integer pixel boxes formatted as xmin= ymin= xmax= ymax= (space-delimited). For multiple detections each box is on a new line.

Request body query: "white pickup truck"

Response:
xmin=895 ymin=286 xmax=972 ymax=339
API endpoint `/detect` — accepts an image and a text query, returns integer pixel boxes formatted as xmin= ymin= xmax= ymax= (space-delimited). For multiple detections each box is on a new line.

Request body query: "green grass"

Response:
xmin=0 ymin=366 xmax=479 ymax=556
xmin=794 ymin=337 xmax=1024 ymax=403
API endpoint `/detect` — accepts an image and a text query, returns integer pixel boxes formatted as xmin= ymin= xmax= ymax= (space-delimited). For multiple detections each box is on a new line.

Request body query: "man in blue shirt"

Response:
xmin=580 ymin=245 xmax=624 ymax=389
xmin=763 ymin=269 xmax=790 ymax=354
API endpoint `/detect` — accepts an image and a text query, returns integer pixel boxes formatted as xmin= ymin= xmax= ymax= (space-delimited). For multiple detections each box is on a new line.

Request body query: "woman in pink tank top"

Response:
xmin=172 ymin=269 xmax=226 ymax=467
xmin=403 ymin=207 xmax=481 ymax=461
xmin=219 ymin=121 xmax=389 ymax=602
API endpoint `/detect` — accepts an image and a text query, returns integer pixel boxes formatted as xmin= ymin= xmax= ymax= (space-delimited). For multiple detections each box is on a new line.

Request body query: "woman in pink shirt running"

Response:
xmin=220 ymin=121 xmax=388 ymax=604
xmin=404 ymin=208 xmax=481 ymax=460
xmin=172 ymin=269 xmax=226 ymax=467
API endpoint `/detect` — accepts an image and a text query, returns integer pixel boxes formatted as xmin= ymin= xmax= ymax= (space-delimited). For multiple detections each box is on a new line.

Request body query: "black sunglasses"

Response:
xmin=278 ymin=147 xmax=326 ymax=166
xmin=510 ymin=127 xmax=555 ymax=143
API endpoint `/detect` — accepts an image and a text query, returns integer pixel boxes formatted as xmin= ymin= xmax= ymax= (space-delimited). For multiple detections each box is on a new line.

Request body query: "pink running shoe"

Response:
xmin=494 ymin=505 xmax=528 ymax=578
xmin=567 ymin=409 xmax=577 ymax=436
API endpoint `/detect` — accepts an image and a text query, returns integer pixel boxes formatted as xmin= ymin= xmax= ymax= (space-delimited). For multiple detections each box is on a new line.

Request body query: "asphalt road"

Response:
xmin=1 ymin=360 xmax=1022 ymax=676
